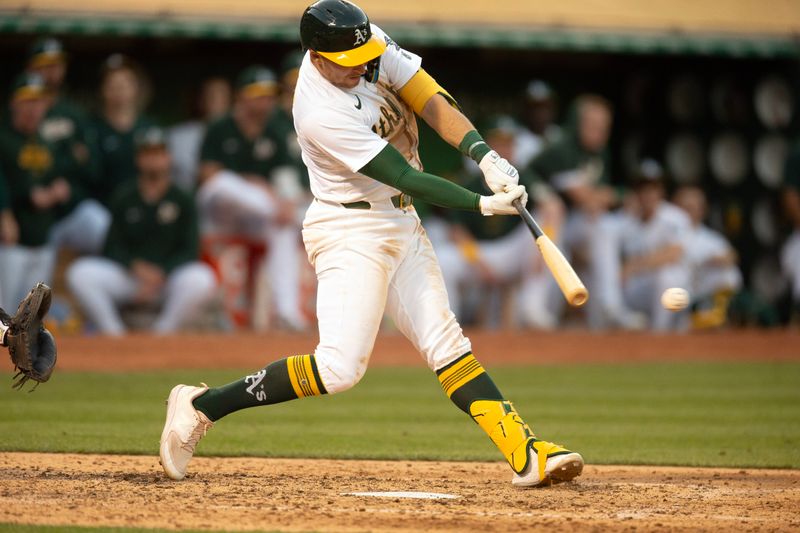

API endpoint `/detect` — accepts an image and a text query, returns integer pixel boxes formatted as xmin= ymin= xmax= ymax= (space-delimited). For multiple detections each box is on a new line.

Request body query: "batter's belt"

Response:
xmin=323 ymin=193 xmax=413 ymax=210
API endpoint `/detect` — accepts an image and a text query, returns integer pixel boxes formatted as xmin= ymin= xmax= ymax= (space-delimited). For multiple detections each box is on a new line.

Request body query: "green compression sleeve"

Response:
xmin=360 ymin=144 xmax=480 ymax=211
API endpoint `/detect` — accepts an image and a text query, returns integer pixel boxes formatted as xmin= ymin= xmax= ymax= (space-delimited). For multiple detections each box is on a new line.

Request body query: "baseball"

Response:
xmin=661 ymin=288 xmax=690 ymax=311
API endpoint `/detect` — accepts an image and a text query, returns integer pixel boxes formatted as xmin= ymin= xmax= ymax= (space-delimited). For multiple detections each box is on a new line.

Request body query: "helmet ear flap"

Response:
xmin=364 ymin=56 xmax=380 ymax=84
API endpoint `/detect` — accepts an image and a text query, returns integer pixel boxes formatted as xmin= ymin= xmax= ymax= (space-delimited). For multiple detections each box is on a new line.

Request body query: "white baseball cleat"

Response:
xmin=159 ymin=384 xmax=213 ymax=480
xmin=512 ymin=440 xmax=584 ymax=488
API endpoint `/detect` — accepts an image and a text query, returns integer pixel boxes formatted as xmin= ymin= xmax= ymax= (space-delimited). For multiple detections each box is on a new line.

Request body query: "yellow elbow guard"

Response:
xmin=399 ymin=68 xmax=458 ymax=115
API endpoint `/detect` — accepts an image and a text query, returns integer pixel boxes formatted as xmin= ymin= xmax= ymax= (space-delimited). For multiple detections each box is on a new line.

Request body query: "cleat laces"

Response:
xmin=182 ymin=417 xmax=212 ymax=453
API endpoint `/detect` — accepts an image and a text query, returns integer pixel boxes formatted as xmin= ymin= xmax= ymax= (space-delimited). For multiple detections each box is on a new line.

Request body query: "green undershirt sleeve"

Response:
xmin=359 ymin=144 xmax=481 ymax=212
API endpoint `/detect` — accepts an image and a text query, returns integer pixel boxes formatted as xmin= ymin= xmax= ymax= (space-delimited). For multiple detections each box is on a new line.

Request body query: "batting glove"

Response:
xmin=479 ymin=150 xmax=519 ymax=194
xmin=479 ymin=184 xmax=528 ymax=216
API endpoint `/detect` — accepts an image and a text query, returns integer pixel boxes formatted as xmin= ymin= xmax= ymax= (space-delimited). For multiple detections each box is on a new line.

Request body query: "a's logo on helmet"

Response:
xmin=353 ymin=28 xmax=368 ymax=46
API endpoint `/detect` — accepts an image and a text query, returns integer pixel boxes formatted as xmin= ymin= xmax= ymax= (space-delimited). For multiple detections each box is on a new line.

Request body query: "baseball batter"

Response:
xmin=160 ymin=0 xmax=583 ymax=488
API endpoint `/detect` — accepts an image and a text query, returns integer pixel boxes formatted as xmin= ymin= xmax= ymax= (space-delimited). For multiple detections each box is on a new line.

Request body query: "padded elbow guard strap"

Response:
xmin=469 ymin=399 xmax=535 ymax=474
xmin=399 ymin=68 xmax=458 ymax=115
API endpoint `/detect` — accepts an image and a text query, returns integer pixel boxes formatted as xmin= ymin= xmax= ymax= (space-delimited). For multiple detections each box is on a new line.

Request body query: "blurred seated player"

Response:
xmin=66 ymin=127 xmax=217 ymax=335
xmin=781 ymin=140 xmax=800 ymax=321
xmin=619 ymin=160 xmax=691 ymax=332
xmin=514 ymin=80 xmax=561 ymax=168
xmin=673 ymin=185 xmax=742 ymax=329
xmin=196 ymin=65 xmax=307 ymax=330
xmin=89 ymin=54 xmax=156 ymax=208
xmin=0 ymin=73 xmax=105 ymax=311
xmin=27 ymin=38 xmax=96 ymax=191
xmin=167 ymin=76 xmax=232 ymax=192
xmin=436 ymin=116 xmax=563 ymax=329
xmin=528 ymin=94 xmax=641 ymax=330
xmin=27 ymin=37 xmax=110 ymax=254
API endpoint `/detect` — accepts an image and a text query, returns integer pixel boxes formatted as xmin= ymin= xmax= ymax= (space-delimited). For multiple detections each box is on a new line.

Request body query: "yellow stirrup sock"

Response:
xmin=469 ymin=400 xmax=535 ymax=474
xmin=436 ymin=353 xmax=535 ymax=474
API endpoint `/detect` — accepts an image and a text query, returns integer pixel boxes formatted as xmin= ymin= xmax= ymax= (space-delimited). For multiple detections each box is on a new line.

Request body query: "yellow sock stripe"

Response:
xmin=286 ymin=356 xmax=303 ymax=397
xmin=439 ymin=356 xmax=483 ymax=396
xmin=437 ymin=355 xmax=485 ymax=398
xmin=287 ymin=355 xmax=322 ymax=398
xmin=300 ymin=355 xmax=322 ymax=396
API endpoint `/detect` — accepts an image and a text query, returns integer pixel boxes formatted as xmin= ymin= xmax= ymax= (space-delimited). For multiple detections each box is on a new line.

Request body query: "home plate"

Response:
xmin=343 ymin=491 xmax=459 ymax=500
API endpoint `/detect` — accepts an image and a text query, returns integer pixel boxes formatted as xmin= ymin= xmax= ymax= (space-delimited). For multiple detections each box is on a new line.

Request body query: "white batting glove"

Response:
xmin=479 ymin=184 xmax=528 ymax=216
xmin=478 ymin=150 xmax=519 ymax=194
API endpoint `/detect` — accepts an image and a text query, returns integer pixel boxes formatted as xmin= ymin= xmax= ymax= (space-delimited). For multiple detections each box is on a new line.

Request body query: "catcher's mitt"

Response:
xmin=1 ymin=283 xmax=57 ymax=390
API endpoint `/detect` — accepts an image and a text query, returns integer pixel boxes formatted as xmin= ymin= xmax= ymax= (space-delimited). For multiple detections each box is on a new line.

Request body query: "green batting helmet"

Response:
xmin=300 ymin=0 xmax=386 ymax=67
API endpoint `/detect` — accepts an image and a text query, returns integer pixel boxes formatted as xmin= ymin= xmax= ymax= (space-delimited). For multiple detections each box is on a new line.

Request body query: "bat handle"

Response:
xmin=512 ymin=198 xmax=544 ymax=239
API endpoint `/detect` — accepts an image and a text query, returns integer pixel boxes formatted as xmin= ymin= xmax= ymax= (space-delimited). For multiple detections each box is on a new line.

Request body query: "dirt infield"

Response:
xmin=1 ymin=452 xmax=798 ymax=532
xmin=49 ymin=329 xmax=800 ymax=372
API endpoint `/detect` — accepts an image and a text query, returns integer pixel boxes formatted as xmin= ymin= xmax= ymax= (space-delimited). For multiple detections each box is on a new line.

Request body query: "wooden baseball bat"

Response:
xmin=512 ymin=198 xmax=589 ymax=307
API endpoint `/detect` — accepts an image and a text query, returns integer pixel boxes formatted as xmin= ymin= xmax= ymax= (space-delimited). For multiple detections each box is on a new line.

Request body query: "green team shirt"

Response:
xmin=103 ymin=181 xmax=200 ymax=274
xmin=0 ymin=121 xmax=78 ymax=246
xmin=526 ymin=102 xmax=612 ymax=207
xmin=41 ymin=95 xmax=95 ymax=210
xmin=89 ymin=114 xmax=155 ymax=206
xmin=200 ymin=112 xmax=290 ymax=180
xmin=527 ymin=138 xmax=610 ymax=193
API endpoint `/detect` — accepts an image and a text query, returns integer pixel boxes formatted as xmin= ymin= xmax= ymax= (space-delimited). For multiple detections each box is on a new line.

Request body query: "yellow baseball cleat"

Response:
xmin=511 ymin=440 xmax=584 ymax=488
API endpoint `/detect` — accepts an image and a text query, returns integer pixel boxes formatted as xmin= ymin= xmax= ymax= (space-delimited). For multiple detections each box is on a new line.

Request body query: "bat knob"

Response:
xmin=570 ymin=289 xmax=589 ymax=307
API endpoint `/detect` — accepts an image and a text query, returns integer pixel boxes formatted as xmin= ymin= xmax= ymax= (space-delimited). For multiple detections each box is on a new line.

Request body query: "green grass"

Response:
xmin=1 ymin=362 xmax=798 ymax=468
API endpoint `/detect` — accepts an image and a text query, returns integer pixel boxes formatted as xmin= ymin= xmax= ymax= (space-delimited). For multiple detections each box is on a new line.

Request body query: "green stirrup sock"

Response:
xmin=192 ymin=354 xmax=327 ymax=421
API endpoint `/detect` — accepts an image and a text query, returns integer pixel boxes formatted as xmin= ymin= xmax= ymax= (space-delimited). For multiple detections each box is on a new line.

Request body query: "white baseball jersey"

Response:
xmin=620 ymin=202 xmax=692 ymax=331
xmin=621 ymin=202 xmax=691 ymax=258
xmin=684 ymin=224 xmax=742 ymax=297
xmin=293 ymin=24 xmax=422 ymax=204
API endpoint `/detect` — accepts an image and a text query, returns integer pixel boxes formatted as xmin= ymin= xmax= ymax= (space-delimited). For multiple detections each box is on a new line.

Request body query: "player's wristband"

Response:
xmin=459 ymin=130 xmax=492 ymax=164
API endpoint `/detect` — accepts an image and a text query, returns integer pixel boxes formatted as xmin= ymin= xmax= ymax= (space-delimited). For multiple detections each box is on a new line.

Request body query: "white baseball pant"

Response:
xmin=49 ymin=199 xmax=111 ymax=255
xmin=302 ymin=198 xmax=471 ymax=394
xmin=0 ymin=245 xmax=57 ymax=312
xmin=66 ymin=257 xmax=217 ymax=335
xmin=623 ymin=264 xmax=691 ymax=332
xmin=561 ymin=211 xmax=629 ymax=329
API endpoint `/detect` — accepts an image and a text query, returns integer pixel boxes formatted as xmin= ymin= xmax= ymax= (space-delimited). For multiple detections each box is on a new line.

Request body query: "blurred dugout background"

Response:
xmin=1 ymin=0 xmax=799 ymax=329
